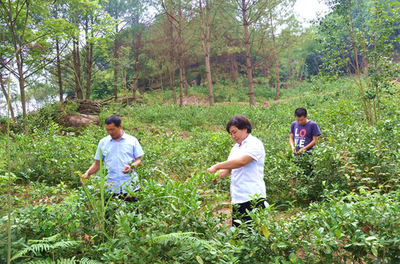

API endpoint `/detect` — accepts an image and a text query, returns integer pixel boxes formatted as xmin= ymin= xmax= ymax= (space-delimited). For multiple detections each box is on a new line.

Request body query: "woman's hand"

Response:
xmin=207 ymin=165 xmax=218 ymax=174
xmin=80 ymin=174 xmax=89 ymax=185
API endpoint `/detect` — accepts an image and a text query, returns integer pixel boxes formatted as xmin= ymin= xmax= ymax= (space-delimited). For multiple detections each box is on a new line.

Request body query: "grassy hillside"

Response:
xmin=1 ymin=78 xmax=400 ymax=263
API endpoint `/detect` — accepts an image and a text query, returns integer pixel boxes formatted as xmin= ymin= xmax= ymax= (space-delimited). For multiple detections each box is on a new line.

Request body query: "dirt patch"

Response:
xmin=215 ymin=101 xmax=274 ymax=107
xmin=213 ymin=200 xmax=232 ymax=226
xmin=208 ymin=125 xmax=224 ymax=131
xmin=215 ymin=102 xmax=250 ymax=106
xmin=180 ymin=131 xmax=190 ymax=138
xmin=182 ymin=95 xmax=209 ymax=106
xmin=168 ymin=173 xmax=181 ymax=182
xmin=165 ymin=95 xmax=209 ymax=106
xmin=8 ymin=184 xmax=68 ymax=208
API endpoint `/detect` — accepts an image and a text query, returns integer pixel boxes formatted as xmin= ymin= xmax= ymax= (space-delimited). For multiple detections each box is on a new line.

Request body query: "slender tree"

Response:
xmin=0 ymin=73 xmax=15 ymax=121
xmin=103 ymin=0 xmax=130 ymax=101
xmin=168 ymin=17 xmax=178 ymax=104
xmin=0 ymin=0 xmax=30 ymax=126
xmin=55 ymin=37 xmax=64 ymax=101
xmin=0 ymin=0 xmax=70 ymax=129
xmin=235 ymin=0 xmax=270 ymax=106
xmin=269 ymin=9 xmax=280 ymax=101
xmin=163 ymin=0 xmax=186 ymax=106
xmin=125 ymin=0 xmax=151 ymax=102
xmin=62 ymin=0 xmax=113 ymax=100
xmin=199 ymin=0 xmax=214 ymax=105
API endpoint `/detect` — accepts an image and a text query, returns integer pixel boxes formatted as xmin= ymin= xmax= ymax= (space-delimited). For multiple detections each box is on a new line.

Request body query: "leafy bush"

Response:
xmin=9 ymin=123 xmax=101 ymax=186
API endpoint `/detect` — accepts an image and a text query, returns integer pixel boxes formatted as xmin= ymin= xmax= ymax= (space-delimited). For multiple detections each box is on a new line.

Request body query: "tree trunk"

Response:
xmin=234 ymin=60 xmax=239 ymax=80
xmin=160 ymin=70 xmax=163 ymax=90
xmin=72 ymin=39 xmax=84 ymax=99
xmin=6 ymin=1 xmax=28 ymax=130
xmin=131 ymin=79 xmax=137 ymax=102
xmin=199 ymin=0 xmax=214 ymax=106
xmin=297 ymin=70 xmax=303 ymax=82
xmin=229 ymin=53 xmax=236 ymax=83
xmin=270 ymin=10 xmax=280 ymax=102
xmin=56 ymin=38 xmax=64 ymax=101
xmin=122 ymin=69 xmax=127 ymax=90
xmin=167 ymin=14 xmax=177 ymax=104
xmin=131 ymin=28 xmax=143 ymax=103
xmin=0 ymin=74 xmax=15 ymax=121
xmin=132 ymin=59 xmax=139 ymax=102
xmin=113 ymin=39 xmax=119 ymax=101
xmin=214 ymin=64 xmax=219 ymax=83
xmin=262 ymin=60 xmax=268 ymax=79
xmin=182 ymin=66 xmax=189 ymax=96
xmin=349 ymin=0 xmax=372 ymax=125
xmin=16 ymin=54 xmax=27 ymax=121
xmin=178 ymin=0 xmax=184 ymax=106
xmin=85 ymin=42 xmax=93 ymax=100
xmin=179 ymin=67 xmax=184 ymax=107
xmin=357 ymin=0 xmax=374 ymax=124
xmin=169 ymin=62 xmax=177 ymax=104
xmin=242 ymin=0 xmax=255 ymax=106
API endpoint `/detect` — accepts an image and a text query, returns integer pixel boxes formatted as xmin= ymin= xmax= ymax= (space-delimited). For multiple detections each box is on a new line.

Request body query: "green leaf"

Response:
xmin=196 ymin=255 xmax=204 ymax=264
xmin=366 ymin=236 xmax=377 ymax=241
xmin=289 ymin=253 xmax=298 ymax=263
xmin=262 ymin=225 xmax=270 ymax=239
xmin=334 ymin=229 xmax=342 ymax=239
xmin=278 ymin=242 xmax=288 ymax=248
xmin=372 ymin=246 xmax=378 ymax=257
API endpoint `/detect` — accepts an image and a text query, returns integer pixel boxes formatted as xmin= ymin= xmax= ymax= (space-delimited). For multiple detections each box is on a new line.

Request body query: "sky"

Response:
xmin=293 ymin=0 xmax=330 ymax=26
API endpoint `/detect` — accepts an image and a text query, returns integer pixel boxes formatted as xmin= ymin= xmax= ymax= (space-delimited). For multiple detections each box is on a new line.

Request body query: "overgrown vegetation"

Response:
xmin=1 ymin=78 xmax=400 ymax=263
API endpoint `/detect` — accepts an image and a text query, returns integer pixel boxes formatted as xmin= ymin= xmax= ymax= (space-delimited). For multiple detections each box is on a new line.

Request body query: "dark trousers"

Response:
xmin=232 ymin=198 xmax=266 ymax=227
xmin=112 ymin=193 xmax=138 ymax=203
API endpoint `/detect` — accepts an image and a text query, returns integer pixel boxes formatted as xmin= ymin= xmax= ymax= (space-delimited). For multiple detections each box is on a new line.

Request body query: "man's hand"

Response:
xmin=81 ymin=174 xmax=89 ymax=185
xmin=292 ymin=147 xmax=297 ymax=154
xmin=122 ymin=165 xmax=132 ymax=173
xmin=298 ymin=148 xmax=306 ymax=153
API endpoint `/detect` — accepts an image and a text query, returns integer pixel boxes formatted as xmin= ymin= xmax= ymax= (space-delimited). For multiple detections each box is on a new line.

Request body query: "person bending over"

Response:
xmin=207 ymin=115 xmax=266 ymax=227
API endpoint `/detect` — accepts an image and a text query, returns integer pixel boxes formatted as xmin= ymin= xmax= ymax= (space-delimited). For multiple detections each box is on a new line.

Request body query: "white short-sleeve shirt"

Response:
xmin=228 ymin=134 xmax=266 ymax=204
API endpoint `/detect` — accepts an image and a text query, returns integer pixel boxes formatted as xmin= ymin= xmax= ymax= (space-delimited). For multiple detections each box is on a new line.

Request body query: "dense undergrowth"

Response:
xmin=1 ymin=77 xmax=400 ymax=263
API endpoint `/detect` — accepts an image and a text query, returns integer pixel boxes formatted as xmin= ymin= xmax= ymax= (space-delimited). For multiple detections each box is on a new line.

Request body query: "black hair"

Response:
xmin=105 ymin=115 xmax=122 ymax=127
xmin=226 ymin=115 xmax=252 ymax=133
xmin=294 ymin=108 xmax=307 ymax=117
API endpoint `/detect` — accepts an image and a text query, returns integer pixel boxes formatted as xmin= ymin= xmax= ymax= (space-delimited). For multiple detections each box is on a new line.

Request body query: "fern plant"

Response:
xmin=152 ymin=232 xmax=215 ymax=251
xmin=25 ymin=257 xmax=101 ymax=264
xmin=151 ymin=232 xmax=239 ymax=264
xmin=10 ymin=234 xmax=95 ymax=263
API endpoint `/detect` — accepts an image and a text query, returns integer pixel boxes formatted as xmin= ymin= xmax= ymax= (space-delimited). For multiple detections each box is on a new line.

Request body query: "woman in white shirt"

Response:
xmin=207 ymin=115 xmax=266 ymax=226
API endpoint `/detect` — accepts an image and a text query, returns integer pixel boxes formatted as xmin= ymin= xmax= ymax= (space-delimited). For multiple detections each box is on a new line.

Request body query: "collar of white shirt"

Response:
xmin=109 ymin=131 xmax=126 ymax=142
xmin=237 ymin=133 xmax=252 ymax=147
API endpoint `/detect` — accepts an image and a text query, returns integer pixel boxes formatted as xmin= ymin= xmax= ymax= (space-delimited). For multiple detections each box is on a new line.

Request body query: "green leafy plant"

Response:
xmin=11 ymin=234 xmax=81 ymax=262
